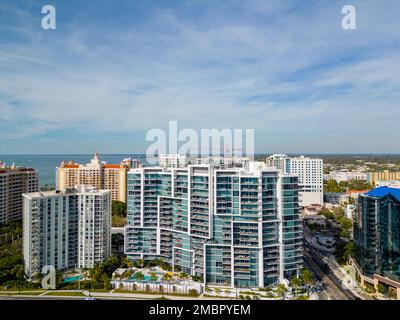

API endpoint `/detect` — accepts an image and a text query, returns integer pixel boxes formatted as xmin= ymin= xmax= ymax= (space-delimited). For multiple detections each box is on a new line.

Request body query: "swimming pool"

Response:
xmin=129 ymin=275 xmax=159 ymax=282
xmin=64 ymin=275 xmax=83 ymax=283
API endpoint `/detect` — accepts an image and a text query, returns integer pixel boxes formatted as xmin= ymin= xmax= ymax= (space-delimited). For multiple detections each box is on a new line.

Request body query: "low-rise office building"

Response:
xmin=324 ymin=192 xmax=350 ymax=205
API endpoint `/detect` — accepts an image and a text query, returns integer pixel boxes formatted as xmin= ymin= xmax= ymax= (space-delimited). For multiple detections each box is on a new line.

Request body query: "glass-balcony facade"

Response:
xmin=125 ymin=165 xmax=302 ymax=287
xmin=354 ymin=187 xmax=400 ymax=282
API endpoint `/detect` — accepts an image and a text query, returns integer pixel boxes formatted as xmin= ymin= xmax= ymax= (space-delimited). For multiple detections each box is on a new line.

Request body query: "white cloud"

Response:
xmin=0 ymin=0 xmax=400 ymax=153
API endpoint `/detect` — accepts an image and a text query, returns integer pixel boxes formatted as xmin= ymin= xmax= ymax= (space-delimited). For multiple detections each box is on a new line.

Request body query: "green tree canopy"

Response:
xmin=112 ymin=201 xmax=127 ymax=217
xmin=325 ymin=180 xmax=341 ymax=193
xmin=150 ymin=272 xmax=158 ymax=282
xmin=276 ymin=284 xmax=288 ymax=299
xmin=300 ymin=269 xmax=314 ymax=286
xmin=134 ymin=271 xmax=144 ymax=281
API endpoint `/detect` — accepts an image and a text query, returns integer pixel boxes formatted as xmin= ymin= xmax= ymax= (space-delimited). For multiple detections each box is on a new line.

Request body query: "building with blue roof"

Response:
xmin=365 ymin=186 xmax=400 ymax=201
xmin=353 ymin=186 xmax=400 ymax=299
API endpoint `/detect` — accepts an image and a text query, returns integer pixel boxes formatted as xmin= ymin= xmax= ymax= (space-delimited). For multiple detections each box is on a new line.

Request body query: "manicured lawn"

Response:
xmin=44 ymin=291 xmax=86 ymax=297
xmin=87 ymin=289 xmax=111 ymax=293
xmin=0 ymin=290 xmax=45 ymax=296
xmin=21 ymin=291 xmax=46 ymax=296
xmin=0 ymin=292 xmax=17 ymax=296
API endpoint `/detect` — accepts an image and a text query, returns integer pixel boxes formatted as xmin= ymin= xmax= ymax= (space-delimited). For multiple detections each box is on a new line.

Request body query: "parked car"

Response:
xmin=315 ymin=286 xmax=323 ymax=293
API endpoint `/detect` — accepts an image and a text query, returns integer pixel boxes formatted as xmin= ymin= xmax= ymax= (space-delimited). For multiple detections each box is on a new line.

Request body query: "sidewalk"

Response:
xmin=83 ymin=290 xmax=228 ymax=300
xmin=324 ymin=254 xmax=371 ymax=300
xmin=309 ymin=293 xmax=320 ymax=300
xmin=305 ymin=233 xmax=371 ymax=300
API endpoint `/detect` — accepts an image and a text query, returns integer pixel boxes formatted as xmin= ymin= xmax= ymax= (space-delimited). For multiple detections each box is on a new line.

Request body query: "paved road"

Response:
xmin=0 ymin=295 xmax=87 ymax=300
xmin=303 ymin=257 xmax=330 ymax=300
xmin=303 ymin=242 xmax=357 ymax=300
xmin=0 ymin=291 xmax=228 ymax=301
xmin=0 ymin=294 xmax=155 ymax=300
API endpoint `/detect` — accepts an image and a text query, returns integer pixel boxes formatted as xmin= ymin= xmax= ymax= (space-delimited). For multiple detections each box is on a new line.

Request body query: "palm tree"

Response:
xmin=178 ymin=272 xmax=189 ymax=280
xmin=276 ymin=284 xmax=288 ymax=300
xmin=178 ymin=272 xmax=189 ymax=294
xmin=300 ymin=269 xmax=314 ymax=296
xmin=127 ymin=269 xmax=135 ymax=278
xmin=160 ymin=272 xmax=173 ymax=294
xmin=134 ymin=271 xmax=145 ymax=291
xmin=162 ymin=272 xmax=173 ymax=281
xmin=139 ymin=259 xmax=145 ymax=268
xmin=150 ymin=272 xmax=158 ymax=282
xmin=290 ymin=277 xmax=303 ymax=297
xmin=135 ymin=271 xmax=145 ymax=281
xmin=125 ymin=258 xmax=134 ymax=269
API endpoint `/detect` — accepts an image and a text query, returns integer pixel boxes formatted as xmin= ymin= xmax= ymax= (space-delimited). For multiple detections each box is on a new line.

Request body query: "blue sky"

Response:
xmin=0 ymin=0 xmax=400 ymax=154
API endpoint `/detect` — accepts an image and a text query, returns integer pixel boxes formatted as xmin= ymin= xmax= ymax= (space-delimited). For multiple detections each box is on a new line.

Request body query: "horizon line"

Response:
xmin=2 ymin=153 xmax=400 ymax=156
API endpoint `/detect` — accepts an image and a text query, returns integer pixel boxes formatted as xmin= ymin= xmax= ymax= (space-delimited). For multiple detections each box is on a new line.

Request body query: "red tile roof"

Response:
xmin=346 ymin=190 xmax=369 ymax=195
xmin=64 ymin=165 xmax=79 ymax=168
xmin=103 ymin=164 xmax=122 ymax=169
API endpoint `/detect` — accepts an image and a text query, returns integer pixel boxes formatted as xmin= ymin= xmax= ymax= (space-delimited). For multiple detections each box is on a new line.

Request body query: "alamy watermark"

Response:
xmin=41 ymin=5 xmax=56 ymax=30
xmin=40 ymin=4 xmax=356 ymax=32
xmin=146 ymin=121 xmax=255 ymax=165
xmin=341 ymin=5 xmax=356 ymax=30
xmin=41 ymin=265 xmax=56 ymax=289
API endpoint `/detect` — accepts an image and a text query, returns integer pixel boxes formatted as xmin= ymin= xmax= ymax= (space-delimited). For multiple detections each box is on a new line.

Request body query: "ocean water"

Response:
xmin=0 ymin=152 xmax=331 ymax=187
xmin=0 ymin=154 xmax=148 ymax=187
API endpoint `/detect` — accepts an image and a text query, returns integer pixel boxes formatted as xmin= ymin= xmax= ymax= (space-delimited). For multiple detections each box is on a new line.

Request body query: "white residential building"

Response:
xmin=196 ymin=156 xmax=250 ymax=169
xmin=122 ymin=158 xmax=141 ymax=168
xmin=375 ymin=180 xmax=400 ymax=188
xmin=346 ymin=204 xmax=355 ymax=220
xmin=267 ymin=155 xmax=323 ymax=207
xmin=76 ymin=186 xmax=112 ymax=269
xmin=266 ymin=154 xmax=291 ymax=173
xmin=159 ymin=154 xmax=188 ymax=168
xmin=23 ymin=186 xmax=111 ymax=277
xmin=324 ymin=172 xmax=368 ymax=182
xmin=290 ymin=156 xmax=323 ymax=206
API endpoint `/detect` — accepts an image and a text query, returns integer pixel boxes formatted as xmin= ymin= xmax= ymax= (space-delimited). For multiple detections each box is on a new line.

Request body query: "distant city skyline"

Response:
xmin=1 ymin=1 xmax=400 ymax=154
xmin=3 ymin=153 xmax=400 ymax=156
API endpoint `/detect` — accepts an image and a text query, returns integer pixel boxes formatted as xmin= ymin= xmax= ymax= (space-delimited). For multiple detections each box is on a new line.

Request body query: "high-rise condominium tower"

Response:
xmin=196 ymin=156 xmax=251 ymax=169
xmin=0 ymin=162 xmax=39 ymax=224
xmin=56 ymin=153 xmax=131 ymax=202
xmin=124 ymin=163 xmax=302 ymax=288
xmin=353 ymin=186 xmax=400 ymax=299
xmin=159 ymin=154 xmax=188 ymax=168
xmin=23 ymin=186 xmax=111 ymax=277
xmin=267 ymin=154 xmax=323 ymax=207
